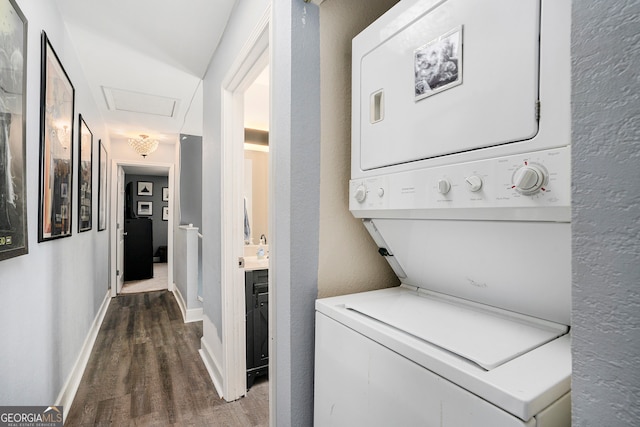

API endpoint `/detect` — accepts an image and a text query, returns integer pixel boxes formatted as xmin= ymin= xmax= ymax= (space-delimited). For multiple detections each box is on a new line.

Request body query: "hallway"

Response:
xmin=65 ymin=291 xmax=268 ymax=426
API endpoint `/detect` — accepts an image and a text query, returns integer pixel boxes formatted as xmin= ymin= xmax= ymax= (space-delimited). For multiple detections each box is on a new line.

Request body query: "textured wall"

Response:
xmin=572 ymin=1 xmax=640 ymax=425
xmin=271 ymin=2 xmax=321 ymax=425
xmin=318 ymin=0 xmax=401 ymax=298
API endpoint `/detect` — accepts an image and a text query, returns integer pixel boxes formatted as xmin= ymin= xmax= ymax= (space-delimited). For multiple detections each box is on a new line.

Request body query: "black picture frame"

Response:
xmin=162 ymin=206 xmax=169 ymax=221
xmin=137 ymin=181 xmax=152 ymax=196
xmin=162 ymin=187 xmax=169 ymax=201
xmin=38 ymin=31 xmax=75 ymax=242
xmin=98 ymin=140 xmax=107 ymax=231
xmin=0 ymin=0 xmax=28 ymax=261
xmin=78 ymin=114 xmax=92 ymax=232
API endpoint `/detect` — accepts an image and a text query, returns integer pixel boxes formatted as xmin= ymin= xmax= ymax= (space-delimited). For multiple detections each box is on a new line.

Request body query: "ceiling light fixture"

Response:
xmin=128 ymin=134 xmax=158 ymax=158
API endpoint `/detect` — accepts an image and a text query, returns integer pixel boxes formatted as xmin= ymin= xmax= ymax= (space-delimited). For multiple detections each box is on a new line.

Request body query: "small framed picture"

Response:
xmin=137 ymin=201 xmax=152 ymax=216
xmin=162 ymin=206 xmax=169 ymax=221
xmin=137 ymin=181 xmax=153 ymax=196
xmin=414 ymin=26 xmax=463 ymax=101
xmin=162 ymin=187 xmax=169 ymax=201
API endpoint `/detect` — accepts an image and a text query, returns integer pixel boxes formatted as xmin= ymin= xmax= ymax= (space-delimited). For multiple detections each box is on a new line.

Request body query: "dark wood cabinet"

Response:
xmin=245 ymin=269 xmax=269 ymax=389
xmin=124 ymin=218 xmax=153 ymax=281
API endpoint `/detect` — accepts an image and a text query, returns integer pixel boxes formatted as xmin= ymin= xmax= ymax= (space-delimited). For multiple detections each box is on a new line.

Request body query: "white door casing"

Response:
xmin=219 ymin=7 xmax=270 ymax=402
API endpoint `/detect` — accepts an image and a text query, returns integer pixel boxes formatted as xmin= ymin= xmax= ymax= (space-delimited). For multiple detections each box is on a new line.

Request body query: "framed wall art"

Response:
xmin=162 ymin=187 xmax=169 ymax=201
xmin=0 ymin=0 xmax=28 ymax=261
xmin=98 ymin=140 xmax=107 ymax=231
xmin=78 ymin=114 xmax=92 ymax=232
xmin=162 ymin=206 xmax=169 ymax=221
xmin=137 ymin=181 xmax=152 ymax=196
xmin=38 ymin=32 xmax=75 ymax=242
xmin=137 ymin=201 xmax=152 ymax=216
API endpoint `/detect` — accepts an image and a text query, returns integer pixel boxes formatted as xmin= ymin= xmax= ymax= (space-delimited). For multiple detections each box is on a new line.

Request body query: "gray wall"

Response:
xmin=271 ymin=2 xmax=321 ymax=425
xmin=572 ymin=0 xmax=640 ymax=425
xmin=126 ymin=174 xmax=168 ymax=256
xmin=0 ymin=0 xmax=110 ymax=405
xmin=179 ymin=134 xmax=202 ymax=229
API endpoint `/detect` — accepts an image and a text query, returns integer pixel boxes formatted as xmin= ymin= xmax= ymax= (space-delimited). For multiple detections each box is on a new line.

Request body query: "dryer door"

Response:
xmin=358 ymin=0 xmax=541 ymax=170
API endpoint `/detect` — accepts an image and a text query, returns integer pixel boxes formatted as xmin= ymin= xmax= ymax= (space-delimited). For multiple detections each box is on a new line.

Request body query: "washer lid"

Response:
xmin=346 ymin=289 xmax=568 ymax=370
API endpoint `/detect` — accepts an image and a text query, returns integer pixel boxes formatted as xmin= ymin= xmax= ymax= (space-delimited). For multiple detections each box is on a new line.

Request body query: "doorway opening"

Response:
xmin=243 ymin=64 xmax=270 ymax=392
xmin=218 ymin=6 xmax=270 ymax=408
xmin=120 ymin=171 xmax=170 ymax=294
xmin=110 ymin=160 xmax=175 ymax=298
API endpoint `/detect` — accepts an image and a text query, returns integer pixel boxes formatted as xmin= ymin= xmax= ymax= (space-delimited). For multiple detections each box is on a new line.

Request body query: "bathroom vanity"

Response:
xmin=245 ymin=257 xmax=269 ymax=389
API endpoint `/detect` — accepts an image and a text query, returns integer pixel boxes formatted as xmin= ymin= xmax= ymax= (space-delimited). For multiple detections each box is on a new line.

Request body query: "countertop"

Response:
xmin=244 ymin=256 xmax=269 ymax=271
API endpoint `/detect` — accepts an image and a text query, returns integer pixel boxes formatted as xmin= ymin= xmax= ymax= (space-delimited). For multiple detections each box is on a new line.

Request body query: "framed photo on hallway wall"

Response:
xmin=137 ymin=181 xmax=152 ymax=196
xmin=0 ymin=0 xmax=28 ymax=261
xmin=78 ymin=115 xmax=92 ymax=232
xmin=137 ymin=201 xmax=152 ymax=216
xmin=38 ymin=31 xmax=75 ymax=242
xmin=98 ymin=141 xmax=107 ymax=231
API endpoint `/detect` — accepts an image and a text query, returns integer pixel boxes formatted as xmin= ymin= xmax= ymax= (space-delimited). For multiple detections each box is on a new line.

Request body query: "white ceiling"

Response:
xmin=55 ymin=0 xmax=238 ymax=143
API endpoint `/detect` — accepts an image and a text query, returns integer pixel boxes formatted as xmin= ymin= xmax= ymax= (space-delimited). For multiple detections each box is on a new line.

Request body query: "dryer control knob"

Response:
xmin=437 ymin=179 xmax=451 ymax=195
xmin=354 ymin=185 xmax=367 ymax=203
xmin=465 ymin=175 xmax=483 ymax=192
xmin=513 ymin=165 xmax=545 ymax=194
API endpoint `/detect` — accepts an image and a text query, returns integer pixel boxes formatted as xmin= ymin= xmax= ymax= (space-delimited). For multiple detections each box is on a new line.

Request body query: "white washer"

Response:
xmin=314 ymin=0 xmax=572 ymax=425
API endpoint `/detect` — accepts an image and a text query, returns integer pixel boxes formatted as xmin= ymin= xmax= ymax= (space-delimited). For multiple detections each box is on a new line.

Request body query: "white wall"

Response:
xmin=0 ymin=0 xmax=110 ymax=405
xmin=572 ymin=0 xmax=640 ymax=425
xmin=318 ymin=0 xmax=400 ymax=298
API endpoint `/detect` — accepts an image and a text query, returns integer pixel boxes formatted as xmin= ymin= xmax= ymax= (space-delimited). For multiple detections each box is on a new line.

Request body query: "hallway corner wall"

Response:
xmin=0 ymin=0 xmax=111 ymax=406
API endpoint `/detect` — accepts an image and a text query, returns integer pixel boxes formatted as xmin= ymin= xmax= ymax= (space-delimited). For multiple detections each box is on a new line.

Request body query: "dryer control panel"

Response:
xmin=350 ymin=147 xmax=570 ymax=222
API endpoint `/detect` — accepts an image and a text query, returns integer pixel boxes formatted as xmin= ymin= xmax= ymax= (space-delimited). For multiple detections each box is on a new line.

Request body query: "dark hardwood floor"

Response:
xmin=65 ymin=291 xmax=268 ymax=426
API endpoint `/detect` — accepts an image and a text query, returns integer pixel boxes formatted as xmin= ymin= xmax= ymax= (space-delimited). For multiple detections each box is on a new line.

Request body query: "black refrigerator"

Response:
xmin=124 ymin=218 xmax=153 ymax=281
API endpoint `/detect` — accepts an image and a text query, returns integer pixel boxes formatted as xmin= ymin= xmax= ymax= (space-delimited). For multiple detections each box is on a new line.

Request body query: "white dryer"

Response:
xmin=314 ymin=0 xmax=572 ymax=425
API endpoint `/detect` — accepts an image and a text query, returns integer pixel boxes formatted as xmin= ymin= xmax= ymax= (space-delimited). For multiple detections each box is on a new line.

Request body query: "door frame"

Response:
xmin=219 ymin=7 xmax=270 ymax=401
xmin=109 ymin=159 xmax=175 ymax=297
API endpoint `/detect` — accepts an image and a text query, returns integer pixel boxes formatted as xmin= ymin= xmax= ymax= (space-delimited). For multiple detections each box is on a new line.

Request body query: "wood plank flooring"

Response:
xmin=65 ymin=291 xmax=268 ymax=426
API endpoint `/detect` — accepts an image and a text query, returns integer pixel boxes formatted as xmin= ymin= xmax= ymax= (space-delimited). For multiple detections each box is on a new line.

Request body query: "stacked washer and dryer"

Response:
xmin=314 ymin=0 xmax=572 ymax=426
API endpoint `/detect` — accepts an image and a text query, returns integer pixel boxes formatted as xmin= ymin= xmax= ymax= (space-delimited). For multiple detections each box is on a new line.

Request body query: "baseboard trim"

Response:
xmin=172 ymin=284 xmax=203 ymax=323
xmin=199 ymin=338 xmax=224 ymax=399
xmin=56 ymin=291 xmax=111 ymax=419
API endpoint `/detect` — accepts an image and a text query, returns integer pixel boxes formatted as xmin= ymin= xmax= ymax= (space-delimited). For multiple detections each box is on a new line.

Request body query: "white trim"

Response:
xmin=219 ymin=4 xmax=271 ymax=403
xmin=56 ymin=291 xmax=111 ymax=421
xmin=172 ymin=284 xmax=203 ymax=323
xmin=199 ymin=340 xmax=225 ymax=399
